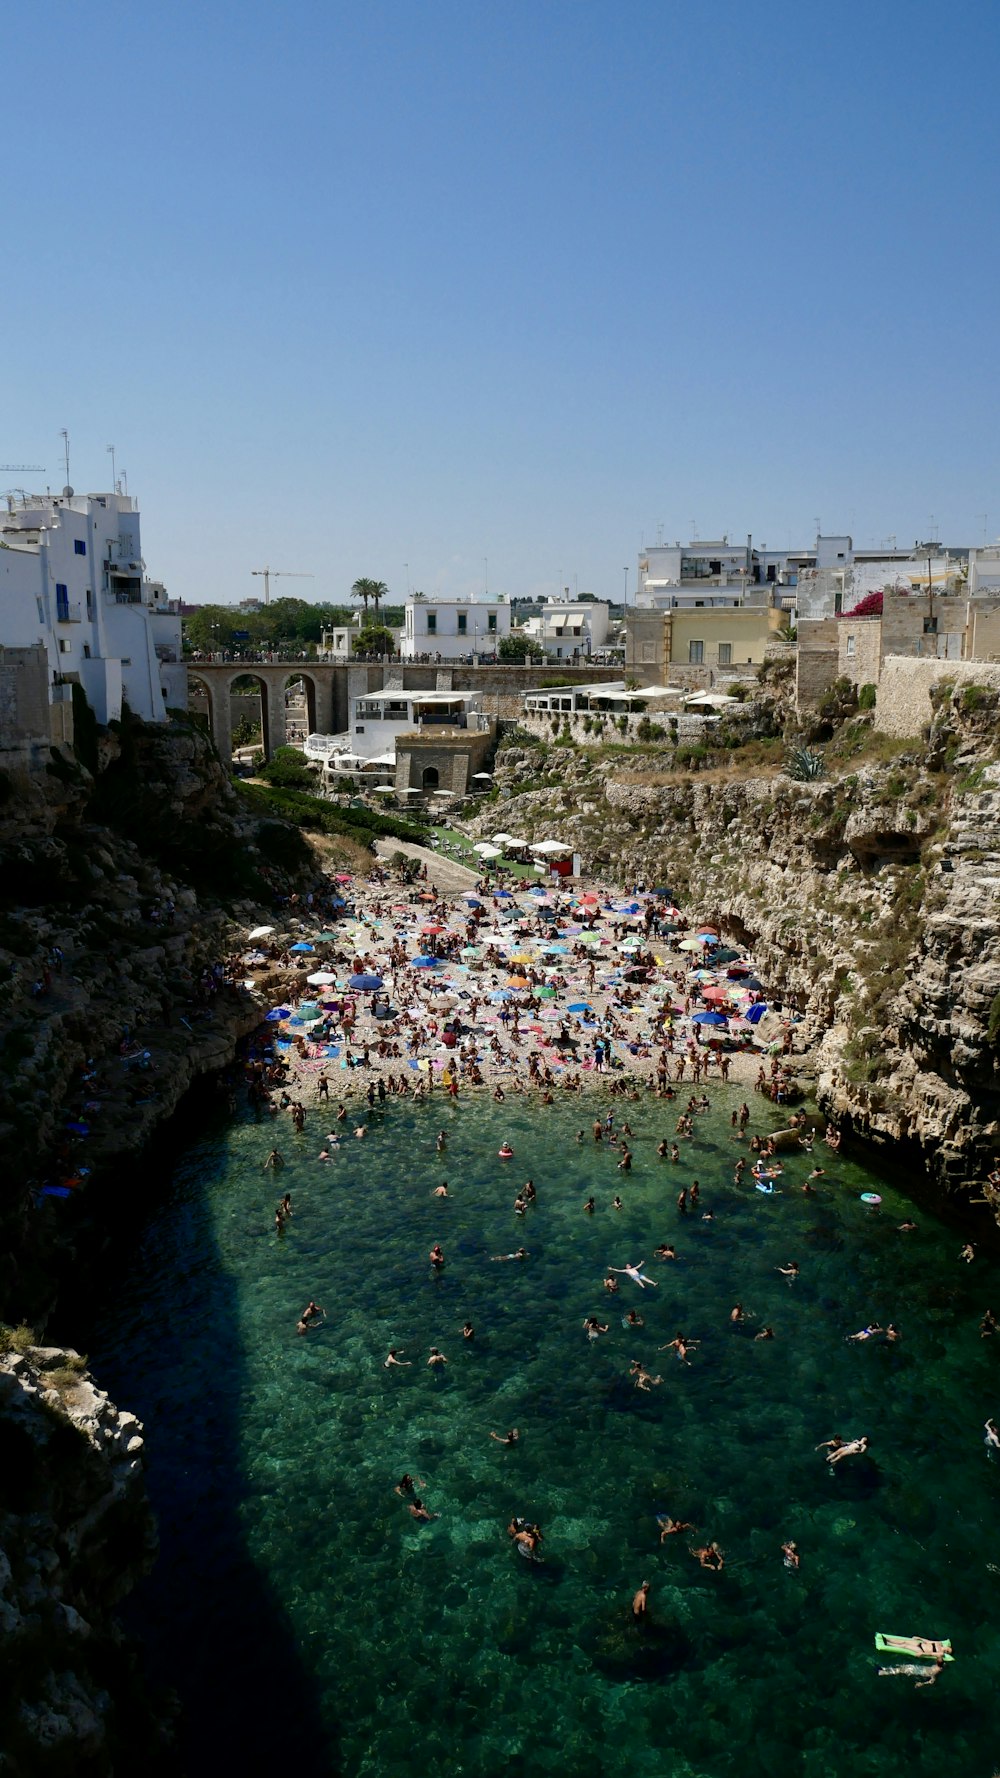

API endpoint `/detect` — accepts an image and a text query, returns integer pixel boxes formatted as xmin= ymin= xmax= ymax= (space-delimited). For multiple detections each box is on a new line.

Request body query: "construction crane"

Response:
xmin=0 ymin=465 xmax=45 ymax=473
xmin=251 ymin=567 xmax=315 ymax=606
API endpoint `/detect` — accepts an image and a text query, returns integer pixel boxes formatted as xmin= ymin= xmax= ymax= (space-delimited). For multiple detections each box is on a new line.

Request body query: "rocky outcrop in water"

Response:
xmin=0 ymin=1340 xmax=164 ymax=1775
xmin=480 ymin=685 xmax=1000 ymax=1198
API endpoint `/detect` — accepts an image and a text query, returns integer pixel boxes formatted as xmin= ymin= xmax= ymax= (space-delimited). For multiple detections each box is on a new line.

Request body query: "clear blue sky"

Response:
xmin=3 ymin=0 xmax=998 ymax=605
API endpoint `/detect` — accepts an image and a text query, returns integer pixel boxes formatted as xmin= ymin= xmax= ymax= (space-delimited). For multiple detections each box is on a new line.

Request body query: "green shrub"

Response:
xmin=961 ymin=684 xmax=990 ymax=714
xmin=0 ymin=1322 xmax=37 ymax=1356
xmin=858 ymin=683 xmax=877 ymax=710
xmin=260 ymin=745 xmax=317 ymax=790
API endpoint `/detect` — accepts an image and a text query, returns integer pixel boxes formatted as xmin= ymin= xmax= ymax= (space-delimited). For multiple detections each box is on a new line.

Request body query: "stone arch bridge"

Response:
xmin=185 ymin=658 xmax=623 ymax=763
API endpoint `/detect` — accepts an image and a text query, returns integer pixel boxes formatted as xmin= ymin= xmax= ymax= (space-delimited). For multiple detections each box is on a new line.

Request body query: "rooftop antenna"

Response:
xmin=657 ymin=522 xmax=664 ymax=545
xmin=107 ymin=444 xmax=117 ymax=492
xmin=59 ymin=429 xmax=72 ymax=495
xmin=978 ymin=514 xmax=988 ymax=545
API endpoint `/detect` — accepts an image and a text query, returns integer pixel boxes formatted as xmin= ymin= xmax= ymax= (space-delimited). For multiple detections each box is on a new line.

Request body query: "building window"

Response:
xmin=487 ymin=613 xmax=497 ymax=633
xmin=83 ymin=644 xmax=91 ymax=658
xmin=426 ymin=613 xmax=437 ymax=634
xmin=59 ymin=638 xmax=71 ymax=653
xmin=688 ymin=640 xmax=704 ymax=664
xmin=457 ymin=613 xmax=467 ymax=635
xmin=355 ymin=725 xmax=365 ymax=734
xmin=846 ymin=636 xmax=855 ymax=657
xmin=74 ymin=539 xmax=86 ymax=555
xmin=718 ymin=643 xmax=732 ymax=666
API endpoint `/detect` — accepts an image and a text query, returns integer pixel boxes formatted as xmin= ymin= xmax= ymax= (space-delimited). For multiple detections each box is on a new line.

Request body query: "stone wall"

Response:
xmin=795 ymin=620 xmax=839 ymax=708
xmin=395 ymin=726 xmax=494 ymax=795
xmin=874 ymin=656 xmax=1000 ymax=737
xmin=519 ymin=708 xmax=714 ymax=744
xmin=838 ymin=615 xmax=882 ymax=690
xmin=0 ymin=644 xmax=59 ymax=753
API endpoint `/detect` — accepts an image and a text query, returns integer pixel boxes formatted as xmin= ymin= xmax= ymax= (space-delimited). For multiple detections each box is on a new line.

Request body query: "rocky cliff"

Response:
xmin=478 ymin=684 xmax=1000 ymax=1199
xmin=0 ymin=1338 xmax=163 ymax=1775
xmin=0 ymin=710 xmax=321 ymax=1773
xmin=0 ymin=710 xmax=315 ymax=1323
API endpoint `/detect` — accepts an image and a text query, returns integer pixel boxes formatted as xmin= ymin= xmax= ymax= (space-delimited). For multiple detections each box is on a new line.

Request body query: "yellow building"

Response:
xmin=626 ymin=603 xmax=784 ymax=678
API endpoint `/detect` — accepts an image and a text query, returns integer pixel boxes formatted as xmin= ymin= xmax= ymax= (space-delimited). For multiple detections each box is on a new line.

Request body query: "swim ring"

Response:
xmin=860 ymin=1192 xmax=882 ymax=1205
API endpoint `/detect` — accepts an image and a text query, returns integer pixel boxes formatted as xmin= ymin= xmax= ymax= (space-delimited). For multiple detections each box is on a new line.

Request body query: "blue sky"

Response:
xmin=3 ymin=0 xmax=998 ymax=605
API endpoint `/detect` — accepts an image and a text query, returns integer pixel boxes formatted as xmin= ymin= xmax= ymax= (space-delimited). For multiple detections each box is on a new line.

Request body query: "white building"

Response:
xmin=304 ymin=688 xmax=489 ymax=775
xmin=401 ymin=596 xmax=510 ymax=660
xmin=636 ymin=539 xmax=807 ymax=610
xmin=519 ymin=600 xmax=610 ymax=660
xmin=0 ymin=489 xmax=182 ymax=724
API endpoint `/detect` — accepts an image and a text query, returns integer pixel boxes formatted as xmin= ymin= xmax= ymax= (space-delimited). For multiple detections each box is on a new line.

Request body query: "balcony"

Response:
xmin=56 ymin=599 xmax=82 ymax=623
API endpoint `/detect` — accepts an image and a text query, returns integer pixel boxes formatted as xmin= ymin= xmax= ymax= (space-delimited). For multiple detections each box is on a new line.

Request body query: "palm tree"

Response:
xmin=351 ymin=577 xmax=389 ymax=620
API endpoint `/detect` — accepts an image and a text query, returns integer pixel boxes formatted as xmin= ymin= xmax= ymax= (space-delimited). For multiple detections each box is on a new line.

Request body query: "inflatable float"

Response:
xmin=874 ymin=1634 xmax=953 ymax=1662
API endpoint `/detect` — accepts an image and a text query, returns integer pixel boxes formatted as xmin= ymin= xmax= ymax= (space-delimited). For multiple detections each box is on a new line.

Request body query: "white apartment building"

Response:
xmin=401 ymin=596 xmax=510 ymax=660
xmin=0 ymin=489 xmax=183 ymax=724
xmin=637 ymin=539 xmax=807 ymax=610
xmin=305 ymin=688 xmax=488 ymax=774
xmin=519 ymin=600 xmax=610 ymax=660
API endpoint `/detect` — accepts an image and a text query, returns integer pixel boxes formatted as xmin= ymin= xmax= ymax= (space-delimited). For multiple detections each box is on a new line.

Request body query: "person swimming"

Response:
xmin=608 ymin=1261 xmax=658 ymax=1289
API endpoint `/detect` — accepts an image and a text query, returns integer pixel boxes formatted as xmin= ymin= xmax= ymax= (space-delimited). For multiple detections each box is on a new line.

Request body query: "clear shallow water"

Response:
xmin=90 ymin=1094 xmax=1000 ymax=1778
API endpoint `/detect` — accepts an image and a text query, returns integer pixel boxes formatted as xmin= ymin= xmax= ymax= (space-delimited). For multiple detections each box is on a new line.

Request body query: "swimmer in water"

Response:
xmin=629 ymin=1361 xmax=664 ymax=1391
xmin=427 ymin=1347 xmax=448 ymax=1366
xmin=264 ymin=1149 xmax=283 ymax=1171
xmin=730 ymin=1303 xmax=746 ymax=1323
xmin=898 ymin=1220 xmax=918 ymax=1232
xmin=436 ymin=1130 xmax=447 ymax=1152
xmin=847 ymin=1324 xmax=883 ymax=1343
xmin=583 ymin=1196 xmax=596 ymax=1215
xmin=612 ymin=1195 xmax=623 ymax=1209
xmin=657 ymin=1515 xmax=694 ymax=1541
xmin=394 ymin=1474 xmax=424 ymax=1496
xmin=608 ymin=1261 xmax=658 ymax=1289
xmin=659 ymin=1333 xmax=698 ymax=1364
xmin=432 ymin=1181 xmax=449 ymax=1197
xmin=654 ymin=1244 xmax=677 ymax=1260
xmin=985 ymin=1418 xmax=1000 ymax=1455
xmin=296 ymin=1300 xmax=325 ymax=1335
xmin=631 ymin=1580 xmax=650 ymax=1619
xmin=462 ymin=1322 xmax=475 ymax=1341
xmin=429 ymin=1244 xmax=445 ymax=1268
xmin=408 ymin=1498 xmax=439 ymax=1522
xmin=754 ymin=1326 xmax=775 ymax=1342
xmin=603 ymin=1275 xmax=619 ymax=1294
xmin=781 ymin=1540 xmax=800 ymax=1569
xmin=690 ymin=1542 xmax=724 ymax=1571
xmin=959 ymin=1243 xmax=976 ymax=1264
xmin=877 ymin=1657 xmax=945 ymax=1687
xmin=776 ymin=1262 xmax=799 ymax=1280
xmin=826 ymin=1436 xmax=869 ymax=1465
xmin=489 ymin=1428 xmax=520 ymax=1445
xmin=624 ymin=1309 xmax=644 ymax=1328
xmin=383 ymin=1348 xmax=411 ymax=1368
xmin=491 ymin=1248 xmax=529 ymax=1261
xmin=981 ymin=1309 xmax=998 ymax=1338
xmin=583 ymin=1316 xmax=610 ymax=1339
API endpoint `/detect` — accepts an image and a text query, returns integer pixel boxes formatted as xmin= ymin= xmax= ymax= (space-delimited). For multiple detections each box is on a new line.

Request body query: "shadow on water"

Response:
xmin=56 ymin=1095 xmax=336 ymax=1778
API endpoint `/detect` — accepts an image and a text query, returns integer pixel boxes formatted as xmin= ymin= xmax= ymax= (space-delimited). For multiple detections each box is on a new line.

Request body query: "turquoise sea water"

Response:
xmin=90 ymin=1093 xmax=1000 ymax=1778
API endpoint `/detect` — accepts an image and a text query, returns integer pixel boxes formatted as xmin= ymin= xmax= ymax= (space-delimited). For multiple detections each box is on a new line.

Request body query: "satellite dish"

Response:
xmin=62 ymin=485 xmax=74 ymax=497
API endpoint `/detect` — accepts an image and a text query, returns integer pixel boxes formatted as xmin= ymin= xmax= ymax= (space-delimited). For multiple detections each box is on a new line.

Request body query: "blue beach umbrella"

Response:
xmin=266 ymin=1007 xmax=291 ymax=1021
xmin=692 ymin=1010 xmax=728 ymax=1026
xmin=349 ymin=973 xmax=383 ymax=990
xmin=413 ymin=956 xmax=438 ymax=968
xmin=289 ymin=942 xmax=315 ymax=953
xmin=744 ymin=1002 xmax=769 ymax=1024
xmin=568 ymin=1002 xmax=593 ymax=1013
xmin=490 ymin=989 xmax=513 ymax=1003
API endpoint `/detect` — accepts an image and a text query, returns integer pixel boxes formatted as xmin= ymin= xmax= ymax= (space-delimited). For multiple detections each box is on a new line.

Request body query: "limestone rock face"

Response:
xmin=481 ymin=693 xmax=1000 ymax=1200
xmin=0 ymin=1344 xmax=163 ymax=1774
